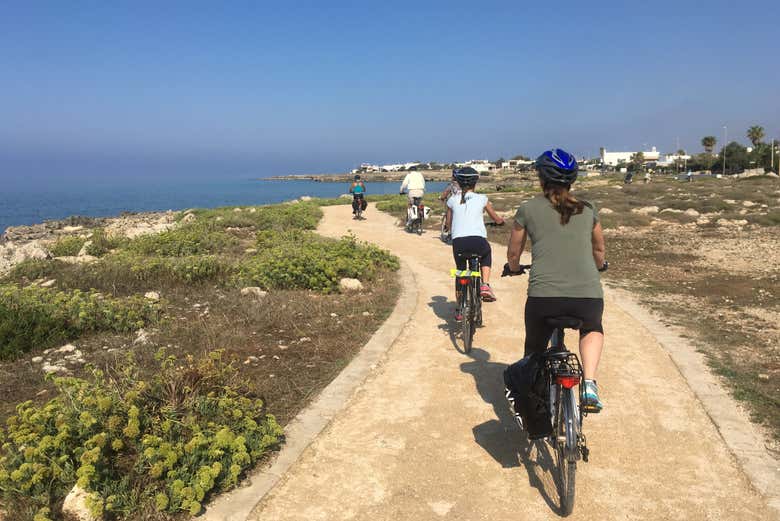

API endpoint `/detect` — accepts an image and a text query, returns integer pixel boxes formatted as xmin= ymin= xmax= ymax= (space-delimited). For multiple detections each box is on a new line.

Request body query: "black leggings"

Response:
xmin=451 ymin=236 xmax=492 ymax=269
xmin=524 ymin=297 xmax=604 ymax=356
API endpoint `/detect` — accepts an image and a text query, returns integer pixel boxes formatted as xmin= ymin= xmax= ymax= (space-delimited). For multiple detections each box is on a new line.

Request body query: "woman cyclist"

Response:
xmin=446 ymin=167 xmax=505 ymax=311
xmin=439 ymin=172 xmax=462 ymax=243
xmin=349 ymin=175 xmax=367 ymax=216
xmin=506 ymin=149 xmax=608 ymax=412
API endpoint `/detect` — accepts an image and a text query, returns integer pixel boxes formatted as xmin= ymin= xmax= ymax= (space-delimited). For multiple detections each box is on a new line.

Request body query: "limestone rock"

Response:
xmin=181 ymin=212 xmax=197 ymax=224
xmin=339 ymin=278 xmax=363 ymax=292
xmin=57 ymin=255 xmax=98 ymax=264
xmin=40 ymin=279 xmax=57 ymax=288
xmin=133 ymin=329 xmax=151 ymax=346
xmin=631 ymin=206 xmax=659 ymax=215
xmin=58 ymin=344 xmax=77 ymax=354
xmin=240 ymin=287 xmax=268 ymax=299
xmin=659 ymin=208 xmax=683 ymax=214
xmin=42 ymin=363 xmax=68 ymax=375
xmin=144 ymin=291 xmax=161 ymax=301
xmin=62 ymin=485 xmax=100 ymax=521
xmin=31 ymin=356 xmax=43 ymax=363
xmin=299 ymin=196 xmax=313 ymax=202
xmin=339 ymin=194 xmax=352 ymax=199
xmin=683 ymin=209 xmax=700 ymax=217
xmin=78 ymin=240 xmax=93 ymax=257
xmin=600 ymin=208 xmax=614 ymax=214
xmin=716 ymin=218 xmax=748 ymax=227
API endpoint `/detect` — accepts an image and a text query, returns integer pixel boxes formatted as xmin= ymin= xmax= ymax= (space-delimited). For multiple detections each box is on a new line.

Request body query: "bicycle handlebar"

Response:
xmin=502 ymin=261 xmax=609 ymax=277
xmin=501 ymin=263 xmax=532 ymax=277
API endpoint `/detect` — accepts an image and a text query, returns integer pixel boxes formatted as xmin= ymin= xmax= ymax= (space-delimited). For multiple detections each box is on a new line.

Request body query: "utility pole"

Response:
xmin=723 ymin=126 xmax=727 ymax=174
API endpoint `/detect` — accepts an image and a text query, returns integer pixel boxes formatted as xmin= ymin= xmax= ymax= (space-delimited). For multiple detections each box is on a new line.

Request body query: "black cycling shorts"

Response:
xmin=452 ymin=236 xmax=492 ymax=269
xmin=524 ymin=296 xmax=604 ymax=356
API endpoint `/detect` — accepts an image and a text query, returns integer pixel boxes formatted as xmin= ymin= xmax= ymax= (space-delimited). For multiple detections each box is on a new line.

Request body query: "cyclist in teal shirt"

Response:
xmin=349 ymin=175 xmax=367 ymax=215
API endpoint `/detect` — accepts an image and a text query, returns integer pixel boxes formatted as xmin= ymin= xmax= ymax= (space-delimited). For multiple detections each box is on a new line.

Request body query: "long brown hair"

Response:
xmin=543 ymin=183 xmax=584 ymax=225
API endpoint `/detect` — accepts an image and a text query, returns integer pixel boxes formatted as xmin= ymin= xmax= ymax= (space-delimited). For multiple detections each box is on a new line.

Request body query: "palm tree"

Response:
xmin=747 ymin=126 xmax=765 ymax=147
xmin=701 ymin=136 xmax=716 ymax=154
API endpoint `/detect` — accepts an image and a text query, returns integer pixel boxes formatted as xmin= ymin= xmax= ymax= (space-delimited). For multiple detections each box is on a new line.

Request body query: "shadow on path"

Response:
xmin=461 ymin=348 xmax=563 ymax=515
xmin=428 ymin=295 xmax=461 ymax=351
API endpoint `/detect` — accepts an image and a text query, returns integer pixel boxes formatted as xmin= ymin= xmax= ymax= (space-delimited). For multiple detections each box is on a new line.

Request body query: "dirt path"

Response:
xmin=249 ymin=204 xmax=775 ymax=520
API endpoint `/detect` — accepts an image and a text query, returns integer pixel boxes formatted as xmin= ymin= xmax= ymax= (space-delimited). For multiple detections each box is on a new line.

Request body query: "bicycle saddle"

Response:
xmin=545 ymin=316 xmax=583 ymax=330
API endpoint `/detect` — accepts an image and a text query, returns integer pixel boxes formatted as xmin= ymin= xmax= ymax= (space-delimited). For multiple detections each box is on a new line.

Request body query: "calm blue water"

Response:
xmin=0 ymin=178 xmax=449 ymax=234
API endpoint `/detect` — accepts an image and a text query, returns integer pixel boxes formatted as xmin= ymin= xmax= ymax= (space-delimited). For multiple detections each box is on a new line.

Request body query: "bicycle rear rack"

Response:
xmin=544 ymin=350 xmax=582 ymax=378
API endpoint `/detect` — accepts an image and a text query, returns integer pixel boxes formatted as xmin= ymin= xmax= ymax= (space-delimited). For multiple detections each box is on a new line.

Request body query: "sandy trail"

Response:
xmin=249 ymin=203 xmax=774 ymax=520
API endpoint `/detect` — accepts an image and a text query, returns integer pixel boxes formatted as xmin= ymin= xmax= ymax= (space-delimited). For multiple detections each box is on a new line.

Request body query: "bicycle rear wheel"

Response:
xmin=556 ymin=386 xmax=578 ymax=516
xmin=461 ymin=288 xmax=473 ymax=353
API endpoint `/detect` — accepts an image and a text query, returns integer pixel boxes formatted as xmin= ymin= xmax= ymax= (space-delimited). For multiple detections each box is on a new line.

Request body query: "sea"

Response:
xmin=0 ymin=178 xmax=450 ymax=235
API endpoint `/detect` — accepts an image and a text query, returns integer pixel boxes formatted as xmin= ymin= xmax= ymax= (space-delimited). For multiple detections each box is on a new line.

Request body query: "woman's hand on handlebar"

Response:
xmin=501 ymin=262 xmax=530 ymax=277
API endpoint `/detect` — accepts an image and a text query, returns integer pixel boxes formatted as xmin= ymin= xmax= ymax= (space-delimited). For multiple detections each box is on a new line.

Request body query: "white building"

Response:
xmin=600 ymin=147 xmax=661 ymax=166
xmin=657 ymin=152 xmax=692 ymax=167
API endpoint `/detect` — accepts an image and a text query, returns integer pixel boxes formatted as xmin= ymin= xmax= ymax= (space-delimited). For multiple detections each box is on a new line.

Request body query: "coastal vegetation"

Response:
xmin=0 ymin=200 xmax=400 ymax=520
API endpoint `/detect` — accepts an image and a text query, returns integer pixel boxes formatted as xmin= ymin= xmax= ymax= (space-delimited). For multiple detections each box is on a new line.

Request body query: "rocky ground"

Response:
xmin=0 ymin=211 xmax=178 ymax=276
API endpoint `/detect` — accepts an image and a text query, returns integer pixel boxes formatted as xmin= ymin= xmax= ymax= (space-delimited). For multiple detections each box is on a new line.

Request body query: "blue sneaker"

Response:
xmin=582 ymin=379 xmax=603 ymax=413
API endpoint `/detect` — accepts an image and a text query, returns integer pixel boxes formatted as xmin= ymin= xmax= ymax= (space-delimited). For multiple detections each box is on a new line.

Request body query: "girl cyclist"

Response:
xmin=506 ymin=149 xmax=608 ymax=412
xmin=446 ymin=167 xmax=505 ymax=310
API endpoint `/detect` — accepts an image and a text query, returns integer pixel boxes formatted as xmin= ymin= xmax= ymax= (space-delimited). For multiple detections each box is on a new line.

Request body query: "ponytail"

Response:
xmin=543 ymin=183 xmax=585 ymax=225
xmin=459 ymin=184 xmax=474 ymax=204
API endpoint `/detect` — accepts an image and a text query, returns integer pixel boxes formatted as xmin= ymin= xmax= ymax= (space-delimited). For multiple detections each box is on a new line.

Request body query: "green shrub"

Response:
xmin=375 ymin=195 xmax=412 ymax=214
xmin=187 ymin=203 xmax=323 ymax=232
xmin=5 ymin=259 xmax=58 ymax=282
xmin=49 ymin=236 xmax=87 ymax=258
xmin=124 ymin=224 xmax=236 ymax=257
xmin=0 ymin=285 xmax=161 ymax=360
xmin=236 ymin=232 xmax=398 ymax=292
xmin=85 ymin=229 xmax=126 ymax=257
xmin=124 ymin=254 xmax=235 ymax=284
xmin=0 ymin=350 xmax=282 ymax=519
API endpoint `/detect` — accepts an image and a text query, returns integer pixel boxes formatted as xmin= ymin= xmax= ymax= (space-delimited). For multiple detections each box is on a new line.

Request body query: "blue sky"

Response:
xmin=1 ymin=1 xmax=778 ymax=180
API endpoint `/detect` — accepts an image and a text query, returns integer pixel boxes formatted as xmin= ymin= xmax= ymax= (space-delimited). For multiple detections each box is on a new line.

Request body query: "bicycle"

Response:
xmin=451 ymin=252 xmax=483 ymax=353
xmin=439 ymin=212 xmax=451 ymax=244
xmin=502 ymin=264 xmax=591 ymax=516
xmin=405 ymin=196 xmax=425 ymax=235
xmin=352 ymin=194 xmax=365 ymax=220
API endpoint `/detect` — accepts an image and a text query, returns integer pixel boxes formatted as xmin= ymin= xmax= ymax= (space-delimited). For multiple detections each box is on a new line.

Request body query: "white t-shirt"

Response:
xmin=447 ymin=192 xmax=488 ymax=239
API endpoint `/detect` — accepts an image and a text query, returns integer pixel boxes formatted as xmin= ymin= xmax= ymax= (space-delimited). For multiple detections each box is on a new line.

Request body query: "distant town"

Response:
xmin=351 ymin=127 xmax=778 ymax=177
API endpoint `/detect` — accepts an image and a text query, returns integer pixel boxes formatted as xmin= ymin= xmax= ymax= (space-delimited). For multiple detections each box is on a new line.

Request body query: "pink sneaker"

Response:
xmin=480 ymin=284 xmax=496 ymax=302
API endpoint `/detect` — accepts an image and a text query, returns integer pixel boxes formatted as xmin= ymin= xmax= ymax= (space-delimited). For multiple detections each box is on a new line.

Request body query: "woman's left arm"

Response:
xmin=485 ymin=202 xmax=505 ymax=225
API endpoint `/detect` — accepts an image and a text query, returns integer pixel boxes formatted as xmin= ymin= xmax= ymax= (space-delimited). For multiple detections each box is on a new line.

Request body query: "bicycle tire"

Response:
xmin=461 ymin=287 xmax=473 ymax=353
xmin=557 ymin=387 xmax=577 ymax=516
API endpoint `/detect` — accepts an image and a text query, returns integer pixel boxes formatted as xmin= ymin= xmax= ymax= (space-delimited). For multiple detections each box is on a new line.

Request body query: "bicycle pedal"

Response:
xmin=581 ymin=404 xmax=602 ymax=414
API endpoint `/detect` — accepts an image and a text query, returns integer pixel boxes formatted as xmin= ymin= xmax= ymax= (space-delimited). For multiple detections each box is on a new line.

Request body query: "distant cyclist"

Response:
xmin=349 ymin=175 xmax=367 ymax=216
xmin=446 ymin=167 xmax=505 ymax=308
xmin=506 ymin=149 xmax=608 ymax=412
xmin=439 ymin=172 xmax=462 ymax=243
xmin=399 ymin=168 xmax=426 ymax=207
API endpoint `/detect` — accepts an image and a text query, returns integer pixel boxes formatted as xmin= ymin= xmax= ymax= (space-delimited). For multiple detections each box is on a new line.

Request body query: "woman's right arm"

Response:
xmin=592 ymin=222 xmax=606 ymax=268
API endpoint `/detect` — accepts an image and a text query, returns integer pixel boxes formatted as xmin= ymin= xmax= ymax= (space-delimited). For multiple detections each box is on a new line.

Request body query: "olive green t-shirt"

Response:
xmin=514 ymin=195 xmax=603 ymax=298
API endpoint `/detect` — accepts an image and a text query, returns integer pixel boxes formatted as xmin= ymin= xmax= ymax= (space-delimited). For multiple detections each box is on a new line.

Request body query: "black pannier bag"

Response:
xmin=361 ymin=198 xmax=368 ymax=210
xmin=503 ymin=353 xmax=552 ymax=439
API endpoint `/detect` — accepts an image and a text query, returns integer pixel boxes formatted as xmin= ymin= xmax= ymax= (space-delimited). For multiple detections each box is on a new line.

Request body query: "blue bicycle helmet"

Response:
xmin=535 ymin=148 xmax=578 ymax=185
xmin=452 ymin=166 xmax=480 ymax=187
